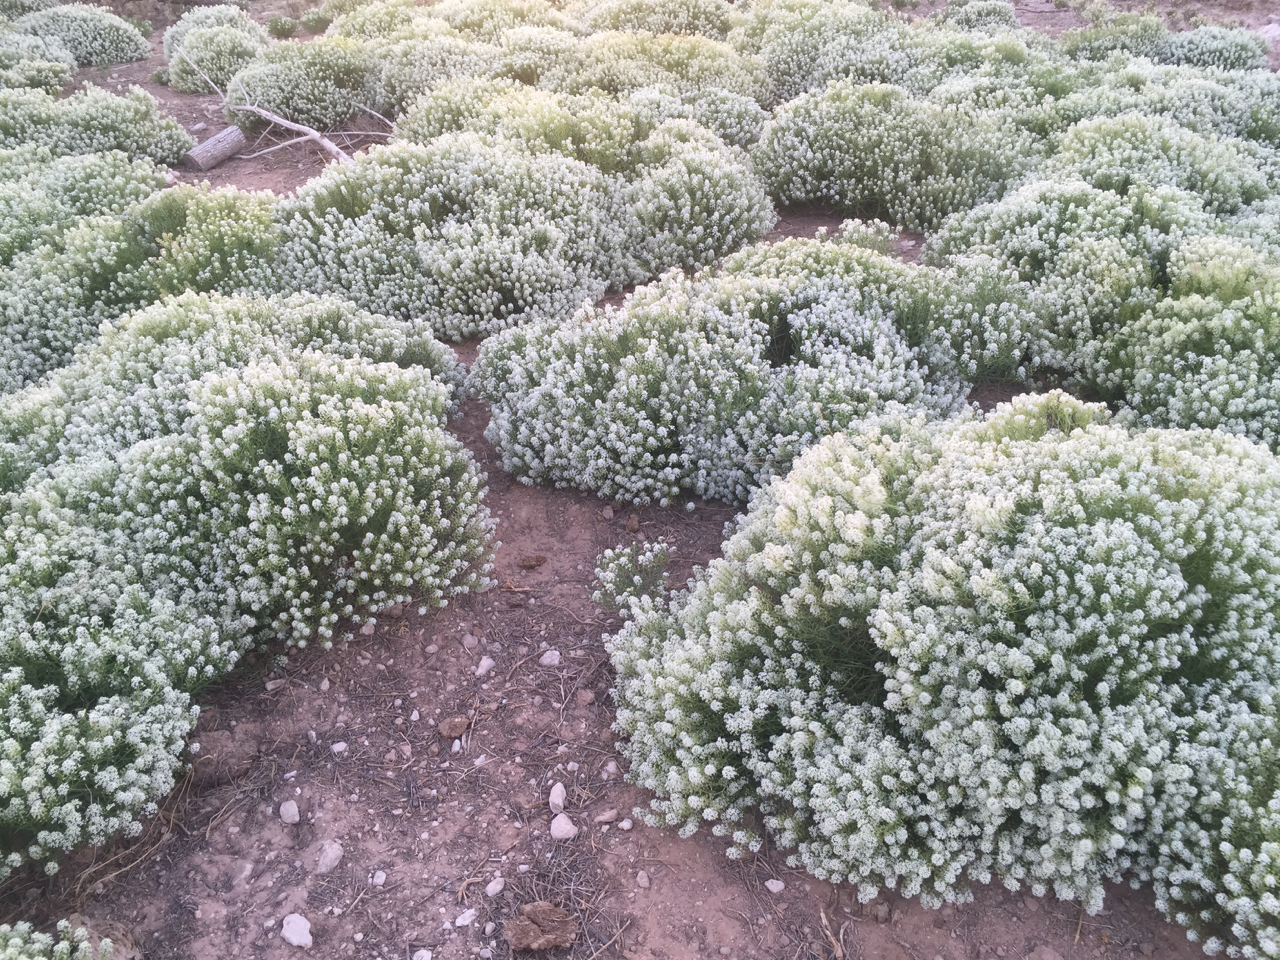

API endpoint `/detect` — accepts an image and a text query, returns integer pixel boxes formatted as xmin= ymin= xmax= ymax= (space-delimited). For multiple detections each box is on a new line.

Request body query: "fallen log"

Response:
xmin=182 ymin=125 xmax=247 ymax=171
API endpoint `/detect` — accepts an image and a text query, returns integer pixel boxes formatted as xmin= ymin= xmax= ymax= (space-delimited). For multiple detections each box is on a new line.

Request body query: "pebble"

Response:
xmin=1027 ymin=948 xmax=1063 ymax=960
xmin=412 ymin=952 xmax=432 ymax=960
xmin=549 ymin=813 xmax=579 ymax=840
xmin=485 ymin=877 xmax=505 ymax=897
xmin=331 ymin=741 xmax=348 ymax=756
xmin=316 ymin=840 xmax=344 ymax=874
xmin=539 ymin=649 xmax=562 ymax=667
xmin=191 ymin=121 xmax=208 ymax=132
xmin=371 ymin=870 xmax=386 ymax=887
xmin=475 ymin=656 xmax=496 ymax=677
xmin=548 ymin=782 xmax=567 ymax=814
xmin=281 ymin=914 xmax=312 ymax=948
xmin=517 ymin=864 xmax=531 ymax=873
xmin=483 ymin=922 xmax=496 ymax=937
xmin=480 ymin=950 xmax=492 ymax=960
xmin=462 ymin=633 xmax=479 ymax=651
xmin=602 ymin=506 xmax=614 ymax=520
xmin=455 ymin=908 xmax=477 ymax=927
xmin=279 ymin=800 xmax=300 ymax=825
xmin=593 ymin=808 xmax=618 ymax=824
xmin=410 ymin=710 xmax=420 ymax=721
xmin=636 ymin=870 xmax=650 ymax=889
xmin=602 ymin=760 xmax=619 ymax=778
xmin=720 ymin=949 xmax=732 ymax=957
xmin=764 ymin=879 xmax=785 ymax=894
xmin=265 ymin=678 xmax=287 ymax=692
xmin=319 ymin=678 xmax=330 ymax=692
xmin=360 ymin=622 xmax=375 ymax=636
xmin=618 ymin=819 xmax=633 ymax=831
xmin=1139 ymin=945 xmax=1156 ymax=957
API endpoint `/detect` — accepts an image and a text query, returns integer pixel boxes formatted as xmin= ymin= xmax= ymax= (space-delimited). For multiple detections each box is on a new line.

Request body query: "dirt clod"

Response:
xmin=504 ymin=902 xmax=578 ymax=951
xmin=518 ymin=555 xmax=548 ymax=568
xmin=438 ymin=715 xmax=469 ymax=738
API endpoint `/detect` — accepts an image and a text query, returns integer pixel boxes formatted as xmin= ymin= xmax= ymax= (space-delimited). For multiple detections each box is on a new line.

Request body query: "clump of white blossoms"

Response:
xmin=0 ymin=29 xmax=77 ymax=93
xmin=472 ymin=226 xmax=1000 ymax=505
xmin=569 ymin=0 xmax=737 ymax=40
xmin=0 ymin=84 xmax=194 ymax=162
xmin=227 ymin=36 xmax=380 ymax=131
xmin=753 ymin=80 xmax=1039 ymax=231
xmin=167 ymin=24 xmax=270 ymax=94
xmin=15 ymin=3 xmax=149 ymax=66
xmin=276 ymin=134 xmax=636 ymax=340
xmin=0 ymin=291 xmax=492 ymax=877
xmin=0 ymin=183 xmax=279 ymax=392
xmin=162 ymin=4 xmax=263 ymax=62
xmin=0 ymin=920 xmax=97 ymax=960
xmin=607 ymin=391 xmax=1280 ymax=956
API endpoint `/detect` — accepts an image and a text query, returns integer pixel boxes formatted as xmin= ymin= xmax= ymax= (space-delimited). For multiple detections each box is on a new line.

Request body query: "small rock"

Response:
xmin=483 ymin=922 xmax=496 ymax=936
xmin=870 ymin=902 xmax=890 ymax=923
xmin=539 ymin=649 xmax=561 ymax=667
xmin=1139 ymin=944 xmax=1156 ymax=958
xmin=360 ymin=622 xmax=375 ymax=636
xmin=475 ymin=656 xmax=496 ymax=677
xmin=1023 ymin=895 xmax=1041 ymax=913
xmin=485 ymin=877 xmax=505 ymax=897
xmin=413 ymin=951 xmax=432 ymax=960
xmin=548 ymin=782 xmax=567 ymax=814
xmin=316 ymin=840 xmax=344 ymax=874
xmin=455 ymin=908 xmax=477 ymax=927
xmin=575 ymin=689 xmax=595 ymax=706
xmin=618 ymin=819 xmax=633 ymax=831
xmin=1028 ymin=948 xmax=1064 ymax=960
xmin=451 ymin=739 xmax=462 ymax=754
xmin=593 ymin=808 xmax=618 ymax=824
xmin=602 ymin=760 xmax=619 ymax=778
xmin=331 ymin=741 xmax=347 ymax=756
xmin=410 ymin=710 xmax=420 ymax=721
xmin=319 ymin=678 xmax=330 ymax=692
xmin=438 ymin=715 xmax=469 ymax=739
xmin=480 ymin=950 xmax=492 ymax=960
xmin=371 ymin=870 xmax=386 ymax=887
xmin=462 ymin=633 xmax=479 ymax=651
xmin=626 ymin=514 xmax=640 ymax=533
xmin=549 ymin=813 xmax=579 ymax=840
xmin=720 ymin=949 xmax=732 ymax=957
xmin=281 ymin=914 xmax=312 ymax=948
xmin=279 ymin=800 xmax=300 ymax=824
xmin=636 ymin=870 xmax=650 ymax=889
xmin=994 ymin=949 xmax=1006 ymax=959
xmin=191 ymin=121 xmax=208 ymax=132
xmin=764 ymin=879 xmax=785 ymax=894
xmin=265 ymin=678 xmax=287 ymax=692
xmin=602 ymin=506 xmax=614 ymax=520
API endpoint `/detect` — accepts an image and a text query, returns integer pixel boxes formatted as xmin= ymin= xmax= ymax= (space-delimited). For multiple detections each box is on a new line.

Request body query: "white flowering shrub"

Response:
xmin=626 ymin=120 xmax=775 ymax=272
xmin=0 ymin=922 xmax=98 ymax=960
xmin=926 ymin=179 xmax=1217 ymax=376
xmin=563 ymin=31 xmax=767 ymax=102
xmin=377 ymin=34 xmax=499 ymax=113
xmin=754 ymin=80 xmax=1038 ymax=231
xmin=570 ymin=0 xmax=736 ymax=40
xmin=0 ymin=149 xmax=164 ymax=266
xmin=1063 ymin=15 xmax=1170 ymax=62
xmin=277 ymin=135 xmax=634 ymax=340
xmin=0 ymin=0 xmax=58 ymax=18
xmin=227 ymin=37 xmax=379 ymax=131
xmin=1155 ymin=26 xmax=1269 ymax=72
xmin=162 ymin=4 xmax=263 ymax=61
xmin=932 ymin=0 xmax=1020 ymax=34
xmin=168 ymin=25 xmax=270 ymax=94
xmin=472 ymin=232 xmax=974 ymax=504
xmin=15 ymin=4 xmax=149 ymax=66
xmin=626 ymin=84 xmax=768 ymax=148
xmin=592 ymin=538 xmax=672 ymax=616
xmin=491 ymin=24 xmax=579 ymax=86
xmin=0 ymin=84 xmax=193 ymax=163
xmin=326 ymin=0 xmax=425 ymax=39
xmin=608 ymin=391 xmax=1280 ymax=958
xmin=0 ymin=29 xmax=76 ymax=92
xmin=1043 ymin=112 xmax=1270 ymax=215
xmin=0 ymin=184 xmax=279 ymax=392
xmin=0 ymin=291 xmax=491 ymax=876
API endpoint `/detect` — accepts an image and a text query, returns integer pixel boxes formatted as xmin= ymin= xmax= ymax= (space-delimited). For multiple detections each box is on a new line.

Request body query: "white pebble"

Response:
xmin=279 ymin=800 xmax=300 ymax=825
xmin=281 ymin=914 xmax=312 ymax=948
xmin=539 ymin=649 xmax=561 ymax=667
xmin=548 ymin=782 xmax=567 ymax=814
xmin=765 ymin=879 xmax=785 ymax=894
xmin=485 ymin=877 xmax=505 ymax=897
xmin=475 ymin=656 xmax=496 ymax=677
xmin=549 ymin=813 xmax=579 ymax=841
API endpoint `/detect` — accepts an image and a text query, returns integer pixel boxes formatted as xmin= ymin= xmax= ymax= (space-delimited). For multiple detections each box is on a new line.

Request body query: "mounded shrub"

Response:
xmin=162 ymin=4 xmax=264 ymax=62
xmin=378 ymin=34 xmax=499 ymax=113
xmin=0 ymin=84 xmax=194 ymax=163
xmin=227 ymin=37 xmax=380 ymax=131
xmin=276 ymin=134 xmax=634 ymax=340
xmin=571 ymin=0 xmax=736 ymax=40
xmin=15 ymin=3 xmax=150 ymax=66
xmin=0 ymin=184 xmax=279 ymax=392
xmin=268 ymin=15 xmax=298 ymax=38
xmin=472 ymin=229 xmax=996 ymax=505
xmin=168 ymin=25 xmax=270 ymax=94
xmin=0 ymin=291 xmax=492 ymax=878
xmin=420 ymin=0 xmax=572 ymax=42
xmin=0 ymin=29 xmax=76 ymax=92
xmin=563 ymin=31 xmax=767 ymax=102
xmin=754 ymin=80 xmax=1038 ymax=231
xmin=607 ymin=390 xmax=1280 ymax=957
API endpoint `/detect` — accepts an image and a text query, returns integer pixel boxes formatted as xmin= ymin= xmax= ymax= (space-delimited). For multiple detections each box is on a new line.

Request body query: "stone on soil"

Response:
xmin=549 ymin=813 xmax=578 ymax=840
xmin=548 ymin=781 xmax=567 ymax=814
xmin=316 ymin=840 xmax=344 ymax=874
xmin=281 ymin=914 xmax=312 ymax=948
xmin=279 ymin=800 xmax=300 ymax=824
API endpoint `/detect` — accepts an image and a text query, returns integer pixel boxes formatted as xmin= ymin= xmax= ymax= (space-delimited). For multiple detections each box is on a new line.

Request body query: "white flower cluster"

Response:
xmin=0 ymin=84 xmax=193 ymax=162
xmin=563 ymin=31 xmax=766 ymax=101
xmin=227 ymin=37 xmax=379 ymax=131
xmin=276 ymin=134 xmax=637 ymax=340
xmin=0 ymin=291 xmax=491 ymax=875
xmin=164 ymin=6 xmax=270 ymax=94
xmin=1064 ymin=15 xmax=1270 ymax=71
xmin=607 ymin=391 xmax=1280 ymax=956
xmin=0 ymin=183 xmax=279 ymax=392
xmin=0 ymin=148 xmax=164 ymax=266
xmin=0 ymin=28 xmax=76 ymax=92
xmin=0 ymin=0 xmax=58 ymax=18
xmin=592 ymin=537 xmax=672 ymax=617
xmin=931 ymin=0 xmax=1020 ymax=34
xmin=0 ymin=921 xmax=97 ymax=960
xmin=14 ymin=3 xmax=149 ymax=66
xmin=569 ymin=0 xmax=736 ymax=40
xmin=472 ymin=230 xmax=980 ymax=504
xmin=422 ymin=0 xmax=572 ymax=43
xmin=754 ymin=79 xmax=1038 ymax=231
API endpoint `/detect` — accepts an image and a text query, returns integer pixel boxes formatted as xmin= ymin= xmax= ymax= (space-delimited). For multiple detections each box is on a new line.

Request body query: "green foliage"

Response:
xmin=300 ymin=8 xmax=332 ymax=32
xmin=169 ymin=25 xmax=270 ymax=93
xmin=227 ymin=37 xmax=380 ymax=130
xmin=15 ymin=4 xmax=150 ymax=66
xmin=268 ymin=15 xmax=299 ymax=38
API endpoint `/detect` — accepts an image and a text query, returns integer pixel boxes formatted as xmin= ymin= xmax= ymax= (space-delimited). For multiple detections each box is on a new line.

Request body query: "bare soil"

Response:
xmin=2 ymin=3 xmax=1269 ymax=958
